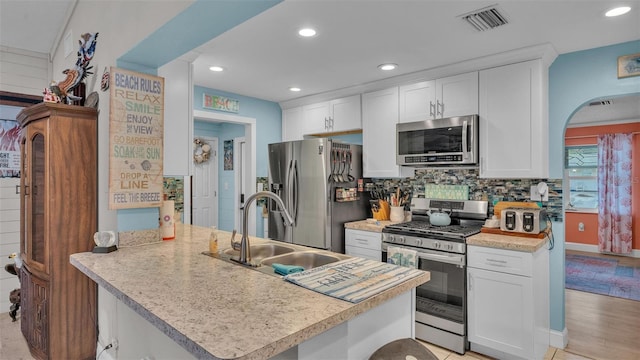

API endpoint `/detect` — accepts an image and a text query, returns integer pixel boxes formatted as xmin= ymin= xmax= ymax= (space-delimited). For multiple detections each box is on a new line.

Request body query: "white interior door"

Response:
xmin=234 ymin=137 xmax=246 ymax=231
xmin=192 ymin=136 xmax=218 ymax=228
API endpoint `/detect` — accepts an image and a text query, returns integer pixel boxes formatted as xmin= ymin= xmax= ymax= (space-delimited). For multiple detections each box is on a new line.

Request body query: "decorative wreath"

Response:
xmin=193 ymin=138 xmax=211 ymax=164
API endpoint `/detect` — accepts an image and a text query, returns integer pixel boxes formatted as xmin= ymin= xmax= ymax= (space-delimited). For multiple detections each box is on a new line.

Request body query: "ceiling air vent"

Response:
xmin=460 ymin=5 xmax=509 ymax=32
xmin=588 ymin=100 xmax=613 ymax=106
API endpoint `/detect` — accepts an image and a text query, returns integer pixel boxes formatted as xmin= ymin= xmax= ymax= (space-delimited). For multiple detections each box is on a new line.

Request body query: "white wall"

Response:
xmin=0 ymin=178 xmax=20 ymax=312
xmin=48 ymin=1 xmax=193 ymax=232
xmin=0 ymin=46 xmax=49 ymax=96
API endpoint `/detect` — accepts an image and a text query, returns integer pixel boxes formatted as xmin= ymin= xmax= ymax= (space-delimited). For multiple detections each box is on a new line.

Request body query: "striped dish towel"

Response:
xmin=283 ymin=257 xmax=425 ymax=303
xmin=387 ymin=246 xmax=418 ymax=268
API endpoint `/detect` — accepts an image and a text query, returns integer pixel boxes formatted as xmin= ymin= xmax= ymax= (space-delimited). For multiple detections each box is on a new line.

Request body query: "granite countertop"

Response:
xmin=70 ymin=224 xmax=429 ymax=360
xmin=344 ymin=219 xmax=401 ymax=233
xmin=466 ymin=230 xmax=551 ymax=252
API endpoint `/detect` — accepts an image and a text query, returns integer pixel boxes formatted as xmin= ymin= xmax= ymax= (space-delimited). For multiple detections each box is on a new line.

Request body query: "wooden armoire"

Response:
xmin=17 ymin=102 xmax=98 ymax=360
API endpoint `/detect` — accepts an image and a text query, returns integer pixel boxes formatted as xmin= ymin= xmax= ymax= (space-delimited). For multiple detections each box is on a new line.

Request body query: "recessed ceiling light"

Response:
xmin=209 ymin=66 xmax=224 ymax=72
xmin=289 ymin=87 xmax=301 ymax=92
xmin=378 ymin=63 xmax=398 ymax=71
xmin=298 ymin=28 xmax=317 ymax=37
xmin=605 ymin=6 xmax=631 ymax=17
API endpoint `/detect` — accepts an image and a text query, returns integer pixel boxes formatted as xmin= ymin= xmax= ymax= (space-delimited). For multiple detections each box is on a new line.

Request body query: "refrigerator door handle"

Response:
xmin=286 ymin=159 xmax=293 ymax=212
xmin=291 ymin=159 xmax=299 ymax=224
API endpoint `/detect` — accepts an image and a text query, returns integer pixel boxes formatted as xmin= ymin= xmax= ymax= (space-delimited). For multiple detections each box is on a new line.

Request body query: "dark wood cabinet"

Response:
xmin=17 ymin=102 xmax=98 ymax=360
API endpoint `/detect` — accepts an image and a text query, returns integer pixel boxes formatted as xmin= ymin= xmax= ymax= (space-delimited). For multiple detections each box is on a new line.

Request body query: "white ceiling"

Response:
xmin=1 ymin=0 xmax=639 ymax=124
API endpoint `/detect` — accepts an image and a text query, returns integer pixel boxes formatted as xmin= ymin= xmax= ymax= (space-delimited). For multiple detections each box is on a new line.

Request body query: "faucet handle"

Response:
xmin=230 ymin=229 xmax=239 ymax=250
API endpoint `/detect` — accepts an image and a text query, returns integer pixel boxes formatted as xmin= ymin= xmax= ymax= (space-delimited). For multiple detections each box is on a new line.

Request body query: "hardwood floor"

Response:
xmin=564 ymin=250 xmax=640 ymax=360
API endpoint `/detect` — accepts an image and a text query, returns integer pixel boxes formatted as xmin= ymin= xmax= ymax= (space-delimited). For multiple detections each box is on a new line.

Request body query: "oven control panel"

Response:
xmin=382 ymin=233 xmax=465 ymax=254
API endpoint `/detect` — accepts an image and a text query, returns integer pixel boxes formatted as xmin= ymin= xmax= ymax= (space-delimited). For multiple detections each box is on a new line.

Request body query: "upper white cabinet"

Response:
xmin=362 ymin=87 xmax=413 ymax=178
xmin=362 ymin=87 xmax=399 ymax=178
xmin=302 ymin=94 xmax=362 ymax=135
xmin=479 ymin=59 xmax=548 ymax=178
xmin=399 ymin=72 xmax=478 ymax=123
xmin=282 ymin=106 xmax=304 ymax=141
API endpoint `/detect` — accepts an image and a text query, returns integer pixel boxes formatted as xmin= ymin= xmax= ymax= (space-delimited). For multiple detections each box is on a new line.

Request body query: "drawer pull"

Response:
xmin=486 ymin=258 xmax=507 ymax=267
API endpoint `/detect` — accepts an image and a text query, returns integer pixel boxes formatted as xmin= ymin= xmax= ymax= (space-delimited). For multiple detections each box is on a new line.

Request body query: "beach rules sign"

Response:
xmin=108 ymin=67 xmax=165 ymax=209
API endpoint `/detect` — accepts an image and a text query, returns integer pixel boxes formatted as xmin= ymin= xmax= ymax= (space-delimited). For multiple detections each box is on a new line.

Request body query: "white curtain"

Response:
xmin=597 ymin=133 xmax=633 ymax=254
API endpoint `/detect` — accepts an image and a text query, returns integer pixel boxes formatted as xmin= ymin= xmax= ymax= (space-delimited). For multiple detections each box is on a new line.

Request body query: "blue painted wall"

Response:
xmin=548 ymin=39 xmax=640 ymax=333
xmin=115 ymin=0 xmax=282 ymax=232
xmin=119 ymin=0 xmax=282 ymax=69
xmin=194 ymin=86 xmax=282 ymax=175
xmin=194 ymin=86 xmax=282 ymax=236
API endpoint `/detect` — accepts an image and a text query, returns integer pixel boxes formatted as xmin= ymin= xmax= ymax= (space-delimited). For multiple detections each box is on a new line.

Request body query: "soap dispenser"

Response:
xmin=209 ymin=226 xmax=218 ymax=254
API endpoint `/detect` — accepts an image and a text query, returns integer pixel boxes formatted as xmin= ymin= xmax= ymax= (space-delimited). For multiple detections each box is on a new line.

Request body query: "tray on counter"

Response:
xmin=480 ymin=226 xmax=548 ymax=239
xmin=284 ymin=257 xmax=424 ymax=303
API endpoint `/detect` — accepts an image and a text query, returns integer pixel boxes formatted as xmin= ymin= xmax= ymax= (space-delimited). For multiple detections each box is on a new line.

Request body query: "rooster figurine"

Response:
xmin=46 ymin=32 xmax=98 ymax=104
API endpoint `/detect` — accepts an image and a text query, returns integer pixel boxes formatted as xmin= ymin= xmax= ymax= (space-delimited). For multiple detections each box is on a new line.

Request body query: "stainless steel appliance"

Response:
xmin=382 ymin=198 xmax=488 ymax=354
xmin=396 ymin=115 xmax=479 ymax=166
xmin=500 ymin=207 xmax=548 ymax=234
xmin=268 ymin=139 xmax=368 ymax=253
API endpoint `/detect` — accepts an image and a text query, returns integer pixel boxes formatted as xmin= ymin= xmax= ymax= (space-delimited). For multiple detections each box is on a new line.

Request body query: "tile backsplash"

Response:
xmin=369 ymin=167 xmax=564 ymax=221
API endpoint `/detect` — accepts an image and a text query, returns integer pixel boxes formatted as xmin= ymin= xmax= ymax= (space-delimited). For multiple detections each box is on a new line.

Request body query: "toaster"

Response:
xmin=500 ymin=207 xmax=547 ymax=234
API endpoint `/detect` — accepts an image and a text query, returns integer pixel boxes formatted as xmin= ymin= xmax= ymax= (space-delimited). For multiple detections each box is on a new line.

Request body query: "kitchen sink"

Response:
xmin=260 ymin=251 xmax=344 ymax=270
xmin=223 ymin=243 xmax=296 ymax=262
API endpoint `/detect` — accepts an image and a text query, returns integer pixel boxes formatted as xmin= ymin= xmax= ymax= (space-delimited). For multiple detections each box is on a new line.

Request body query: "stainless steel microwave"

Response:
xmin=396 ymin=114 xmax=479 ymax=166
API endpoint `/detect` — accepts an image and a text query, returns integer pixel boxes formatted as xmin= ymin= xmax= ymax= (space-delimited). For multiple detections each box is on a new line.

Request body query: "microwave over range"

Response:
xmin=396 ymin=114 xmax=479 ymax=166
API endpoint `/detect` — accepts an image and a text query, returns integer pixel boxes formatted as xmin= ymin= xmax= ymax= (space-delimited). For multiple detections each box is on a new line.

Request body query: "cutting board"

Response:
xmin=493 ymin=201 xmax=540 ymax=218
xmin=480 ymin=226 xmax=547 ymax=239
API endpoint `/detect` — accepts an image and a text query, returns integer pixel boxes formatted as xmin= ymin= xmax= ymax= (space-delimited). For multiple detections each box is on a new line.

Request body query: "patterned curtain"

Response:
xmin=597 ymin=133 xmax=633 ymax=254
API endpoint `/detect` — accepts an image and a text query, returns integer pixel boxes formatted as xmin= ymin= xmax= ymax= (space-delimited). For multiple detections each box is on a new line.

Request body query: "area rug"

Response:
xmin=565 ymin=254 xmax=640 ymax=301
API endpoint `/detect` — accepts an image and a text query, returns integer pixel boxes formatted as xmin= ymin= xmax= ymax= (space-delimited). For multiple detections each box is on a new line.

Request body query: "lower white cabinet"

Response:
xmin=345 ymin=229 xmax=381 ymax=261
xmin=467 ymin=245 xmax=549 ymax=360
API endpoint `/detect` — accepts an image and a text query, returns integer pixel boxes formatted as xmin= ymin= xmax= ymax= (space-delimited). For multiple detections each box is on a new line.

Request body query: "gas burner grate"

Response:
xmin=386 ymin=221 xmax=482 ymax=237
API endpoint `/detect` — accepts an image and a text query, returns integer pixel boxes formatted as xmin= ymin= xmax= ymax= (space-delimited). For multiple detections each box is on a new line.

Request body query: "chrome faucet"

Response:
xmin=231 ymin=191 xmax=294 ymax=266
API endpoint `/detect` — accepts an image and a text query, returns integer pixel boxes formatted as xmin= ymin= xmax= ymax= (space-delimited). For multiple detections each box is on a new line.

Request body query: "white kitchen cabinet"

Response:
xmin=302 ymin=94 xmax=361 ymax=135
xmin=301 ymin=101 xmax=330 ymax=134
xmin=282 ymin=106 xmax=304 ymax=141
xmin=362 ymin=87 xmax=403 ymax=178
xmin=467 ymin=244 xmax=549 ymax=360
xmin=345 ymin=229 xmax=382 ymax=261
xmin=398 ymin=72 xmax=478 ymax=123
xmin=478 ymin=59 xmax=548 ymax=178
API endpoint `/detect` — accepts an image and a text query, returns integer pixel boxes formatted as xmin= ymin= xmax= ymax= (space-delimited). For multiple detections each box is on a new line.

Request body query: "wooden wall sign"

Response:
xmin=108 ymin=67 xmax=164 ymax=209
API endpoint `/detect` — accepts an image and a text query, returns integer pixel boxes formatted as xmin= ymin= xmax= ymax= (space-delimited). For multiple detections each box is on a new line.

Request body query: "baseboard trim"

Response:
xmin=565 ymin=242 xmax=640 ymax=258
xmin=550 ymin=327 xmax=568 ymax=349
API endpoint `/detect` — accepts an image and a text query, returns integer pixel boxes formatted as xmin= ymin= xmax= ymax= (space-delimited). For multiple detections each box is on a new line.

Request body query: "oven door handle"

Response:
xmin=416 ymin=250 xmax=465 ymax=267
xmin=384 ymin=244 xmax=465 ymax=266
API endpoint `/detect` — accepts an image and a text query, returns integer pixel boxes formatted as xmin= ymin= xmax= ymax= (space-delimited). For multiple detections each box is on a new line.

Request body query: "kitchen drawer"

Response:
xmin=345 ymin=229 xmax=382 ymax=251
xmin=468 ymin=245 xmax=533 ymax=277
xmin=345 ymin=245 xmax=381 ymax=262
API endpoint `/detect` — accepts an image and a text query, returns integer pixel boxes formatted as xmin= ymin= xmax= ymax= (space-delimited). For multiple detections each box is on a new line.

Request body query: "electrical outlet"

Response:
xmin=530 ymin=185 xmax=541 ymax=201
xmin=578 ymin=222 xmax=585 ymax=231
xmin=110 ymin=339 xmax=119 ymax=350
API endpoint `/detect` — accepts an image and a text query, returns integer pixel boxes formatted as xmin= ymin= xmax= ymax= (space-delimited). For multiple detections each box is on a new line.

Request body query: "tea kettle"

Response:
xmin=428 ymin=209 xmax=451 ymax=226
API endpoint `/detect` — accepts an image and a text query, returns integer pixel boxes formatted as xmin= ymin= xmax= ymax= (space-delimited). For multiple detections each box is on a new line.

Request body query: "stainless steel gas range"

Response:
xmin=382 ymin=198 xmax=488 ymax=354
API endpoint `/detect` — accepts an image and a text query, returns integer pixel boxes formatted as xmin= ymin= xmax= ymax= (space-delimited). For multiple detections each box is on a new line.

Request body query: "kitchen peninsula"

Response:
xmin=70 ymin=224 xmax=430 ymax=360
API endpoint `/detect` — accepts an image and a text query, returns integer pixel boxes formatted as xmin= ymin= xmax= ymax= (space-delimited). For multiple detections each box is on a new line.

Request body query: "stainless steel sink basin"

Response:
xmin=223 ymin=243 xmax=295 ymax=262
xmin=260 ymin=251 xmax=343 ymax=270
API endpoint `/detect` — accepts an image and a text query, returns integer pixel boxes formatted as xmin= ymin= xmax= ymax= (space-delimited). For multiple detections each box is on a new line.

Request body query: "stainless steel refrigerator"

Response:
xmin=267 ymin=139 xmax=367 ymax=253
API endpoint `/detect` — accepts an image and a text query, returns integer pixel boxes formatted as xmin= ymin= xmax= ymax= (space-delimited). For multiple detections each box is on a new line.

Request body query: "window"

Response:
xmin=565 ymin=145 xmax=598 ymax=209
